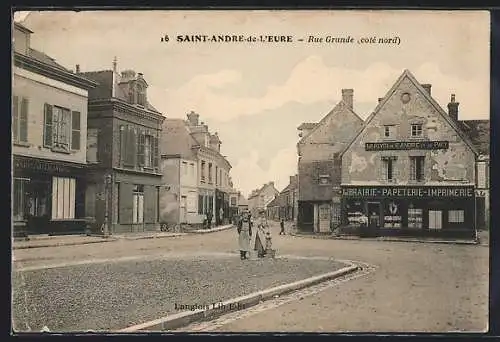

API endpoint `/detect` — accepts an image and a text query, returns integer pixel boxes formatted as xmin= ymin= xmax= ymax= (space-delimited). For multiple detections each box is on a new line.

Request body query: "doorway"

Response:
xmin=428 ymin=210 xmax=443 ymax=230
xmin=298 ymin=202 xmax=314 ymax=232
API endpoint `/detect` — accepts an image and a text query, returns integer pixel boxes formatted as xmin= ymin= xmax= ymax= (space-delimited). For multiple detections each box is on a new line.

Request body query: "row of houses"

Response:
xmin=12 ymin=22 xmax=241 ymax=236
xmin=294 ymin=71 xmax=489 ymax=238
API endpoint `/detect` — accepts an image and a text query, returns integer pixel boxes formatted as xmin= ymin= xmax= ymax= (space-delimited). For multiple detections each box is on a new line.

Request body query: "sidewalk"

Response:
xmin=12 ymin=224 xmax=235 ymax=249
xmin=291 ymin=232 xmax=483 ymax=246
xmin=13 ymin=235 xmax=117 ymax=250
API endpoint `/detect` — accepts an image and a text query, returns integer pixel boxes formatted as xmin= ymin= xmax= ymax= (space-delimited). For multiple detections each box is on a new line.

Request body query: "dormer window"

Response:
xmin=136 ymin=84 xmax=146 ymax=106
xmin=383 ymin=125 xmax=396 ymax=139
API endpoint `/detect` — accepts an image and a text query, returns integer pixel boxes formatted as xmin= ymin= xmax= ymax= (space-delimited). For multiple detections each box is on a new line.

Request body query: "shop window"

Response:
xmin=407 ymin=204 xmax=423 ymax=229
xmin=448 ymin=210 xmax=465 ymax=223
xmin=428 ymin=210 xmax=443 ymax=230
xmin=383 ymin=125 xmax=396 ymax=139
xmin=411 ymin=124 xmax=423 ymax=137
xmin=132 ymin=184 xmax=144 ymax=224
xmin=13 ymin=178 xmax=29 ymax=221
xmin=44 ymin=104 xmax=80 ymax=151
xmin=384 ymin=201 xmax=402 ymax=228
xmin=346 ymin=201 xmax=363 ymax=227
xmin=52 ymin=177 xmax=76 ymax=220
xmin=12 ymin=96 xmax=29 ymax=144
xmin=410 ymin=156 xmax=425 ymax=181
xmin=198 ymin=195 xmax=204 ymax=214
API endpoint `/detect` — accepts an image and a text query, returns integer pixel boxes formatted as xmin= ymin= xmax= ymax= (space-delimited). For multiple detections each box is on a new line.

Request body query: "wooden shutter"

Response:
xmin=125 ymin=127 xmax=137 ymax=166
xmin=120 ymin=126 xmax=127 ymax=166
xmin=71 ymin=111 xmax=81 ymax=150
xmin=119 ymin=182 xmax=133 ymax=223
xmin=12 ymin=96 xmax=18 ymax=141
xmin=137 ymin=129 xmax=145 ymax=166
xmin=43 ymin=103 xmax=53 ymax=147
xmin=144 ymin=185 xmax=156 ymax=223
xmin=153 ymin=134 xmax=159 ymax=169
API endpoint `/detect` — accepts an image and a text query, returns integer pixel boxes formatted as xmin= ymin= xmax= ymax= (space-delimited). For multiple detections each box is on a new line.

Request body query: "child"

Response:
xmin=279 ymin=218 xmax=285 ymax=235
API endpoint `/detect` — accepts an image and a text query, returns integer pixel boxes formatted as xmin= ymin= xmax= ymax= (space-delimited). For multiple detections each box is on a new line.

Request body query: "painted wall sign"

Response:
xmin=365 ymin=140 xmax=449 ymax=151
xmin=13 ymin=157 xmax=83 ymax=174
xmin=342 ymin=186 xmax=474 ymax=198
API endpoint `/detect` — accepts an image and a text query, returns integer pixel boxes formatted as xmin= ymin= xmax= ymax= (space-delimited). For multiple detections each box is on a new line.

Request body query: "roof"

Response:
xmin=458 ymin=120 xmax=490 ymax=155
xmin=297 ymin=122 xmax=318 ymax=130
xmin=298 ymin=100 xmax=364 ymax=146
xmin=28 ymin=48 xmax=70 ymax=71
xmin=266 ymin=196 xmax=280 ymax=208
xmin=80 ymin=70 xmax=161 ymax=113
xmin=339 ymin=69 xmax=479 ymax=158
xmin=14 ymin=22 xmax=33 ymax=34
xmin=160 ymin=119 xmax=199 ymax=158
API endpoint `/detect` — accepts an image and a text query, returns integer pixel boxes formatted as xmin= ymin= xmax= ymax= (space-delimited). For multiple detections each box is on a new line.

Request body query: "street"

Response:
xmin=12 ymin=222 xmax=489 ymax=333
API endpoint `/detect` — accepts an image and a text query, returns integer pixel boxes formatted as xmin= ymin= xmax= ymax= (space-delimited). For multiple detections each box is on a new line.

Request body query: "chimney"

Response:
xmin=422 ymin=84 xmax=432 ymax=95
xmin=112 ymin=56 xmax=117 ymax=73
xmin=75 ymin=64 xmax=80 ymax=73
xmin=187 ymin=111 xmax=199 ymax=126
xmin=378 ymin=97 xmax=384 ymax=103
xmin=447 ymin=94 xmax=459 ymax=121
xmin=342 ymin=89 xmax=354 ymax=110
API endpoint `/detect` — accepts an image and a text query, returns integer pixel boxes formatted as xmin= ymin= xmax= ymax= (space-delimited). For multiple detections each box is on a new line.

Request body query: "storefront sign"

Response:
xmin=14 ymin=157 xmax=83 ymax=174
xmin=342 ymin=186 xmax=474 ymax=198
xmin=365 ymin=141 xmax=449 ymax=151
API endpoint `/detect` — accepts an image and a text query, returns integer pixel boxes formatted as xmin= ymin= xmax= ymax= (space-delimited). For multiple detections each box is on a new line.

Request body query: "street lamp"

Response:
xmin=103 ymin=174 xmax=112 ymax=237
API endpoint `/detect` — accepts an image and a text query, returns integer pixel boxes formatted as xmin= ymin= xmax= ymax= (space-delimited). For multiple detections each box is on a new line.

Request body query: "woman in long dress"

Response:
xmin=253 ymin=210 xmax=268 ymax=258
xmin=238 ymin=213 xmax=252 ymax=260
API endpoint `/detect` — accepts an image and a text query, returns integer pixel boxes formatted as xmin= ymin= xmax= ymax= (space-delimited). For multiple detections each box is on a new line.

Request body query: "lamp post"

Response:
xmin=103 ymin=174 xmax=112 ymax=237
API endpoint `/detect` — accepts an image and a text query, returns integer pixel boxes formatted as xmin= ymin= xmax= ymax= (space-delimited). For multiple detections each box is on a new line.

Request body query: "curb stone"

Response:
xmin=118 ymin=263 xmax=359 ymax=332
xmin=190 ymin=225 xmax=234 ymax=234
xmin=291 ymin=233 xmax=478 ymax=246
xmin=13 ymin=238 xmax=118 ymax=250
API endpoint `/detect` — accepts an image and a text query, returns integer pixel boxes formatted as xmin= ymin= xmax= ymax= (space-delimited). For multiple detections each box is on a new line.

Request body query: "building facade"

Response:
xmin=296 ymin=89 xmax=364 ymax=233
xmin=12 ymin=23 xmax=97 ymax=235
xmin=279 ymin=175 xmax=298 ymax=222
xmin=81 ymin=65 xmax=165 ymax=234
xmin=340 ymin=70 xmax=478 ymax=238
xmin=248 ymin=182 xmax=279 ymax=217
xmin=160 ymin=112 xmax=233 ymax=227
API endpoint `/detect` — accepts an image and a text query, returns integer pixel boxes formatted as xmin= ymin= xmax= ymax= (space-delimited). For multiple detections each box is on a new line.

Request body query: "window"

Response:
xmin=51 ymin=177 xmax=76 ymax=219
xmin=219 ymin=169 xmax=222 ymax=186
xmin=448 ymin=210 xmax=465 ymax=223
xmin=384 ymin=125 xmax=395 ymax=139
xmin=13 ymin=178 xmax=29 ymax=221
xmin=198 ymin=195 xmax=204 ymax=214
xmin=137 ymin=131 xmax=157 ymax=168
xmin=208 ymin=163 xmax=213 ymax=183
xmin=410 ymin=156 xmax=425 ymax=181
xmin=215 ymin=166 xmax=219 ymax=185
xmin=137 ymin=84 xmax=146 ymax=106
xmin=132 ymin=184 xmax=144 ymax=224
xmin=201 ymin=161 xmax=206 ymax=182
xmin=477 ymin=162 xmax=486 ymax=188
xmin=411 ymin=124 xmax=423 ymax=137
xmin=120 ymin=126 xmax=137 ymax=167
xmin=407 ymin=206 xmax=423 ymax=229
xmin=319 ymin=174 xmax=331 ymax=185
xmin=12 ymin=96 xmax=28 ymax=143
xmin=231 ymin=197 xmax=236 ymax=206
xmin=87 ymin=128 xmax=99 ymax=163
xmin=382 ymin=157 xmax=395 ymax=181
xmin=44 ymin=104 xmax=81 ymax=151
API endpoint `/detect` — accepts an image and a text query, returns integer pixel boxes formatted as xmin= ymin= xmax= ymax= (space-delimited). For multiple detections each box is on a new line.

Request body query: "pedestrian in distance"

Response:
xmin=279 ymin=218 xmax=285 ymax=235
xmin=238 ymin=212 xmax=252 ymax=260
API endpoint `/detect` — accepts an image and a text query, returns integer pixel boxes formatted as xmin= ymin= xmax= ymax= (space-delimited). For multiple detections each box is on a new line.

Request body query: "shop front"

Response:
xmin=341 ymin=185 xmax=476 ymax=239
xmin=12 ymin=155 xmax=87 ymax=236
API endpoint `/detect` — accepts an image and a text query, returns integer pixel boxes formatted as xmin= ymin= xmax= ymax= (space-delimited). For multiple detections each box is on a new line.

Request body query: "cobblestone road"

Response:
xmin=12 ymin=222 xmax=489 ymax=333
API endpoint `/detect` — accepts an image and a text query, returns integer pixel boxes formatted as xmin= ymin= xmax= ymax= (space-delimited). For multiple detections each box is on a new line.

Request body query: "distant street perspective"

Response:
xmin=13 ymin=222 xmax=488 ymax=332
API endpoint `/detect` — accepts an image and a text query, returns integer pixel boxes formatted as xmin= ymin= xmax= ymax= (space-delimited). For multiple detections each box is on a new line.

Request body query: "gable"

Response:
xmin=341 ymin=70 xmax=477 ymax=185
xmin=341 ymin=70 xmax=478 ymax=158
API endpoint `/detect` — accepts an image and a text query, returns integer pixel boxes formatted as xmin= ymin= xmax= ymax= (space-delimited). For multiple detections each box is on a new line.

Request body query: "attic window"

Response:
xmin=136 ymin=84 xmax=146 ymax=106
xmin=319 ymin=174 xmax=331 ymax=185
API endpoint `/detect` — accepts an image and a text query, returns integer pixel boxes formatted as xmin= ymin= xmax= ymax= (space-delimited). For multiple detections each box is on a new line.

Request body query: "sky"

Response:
xmin=14 ymin=10 xmax=490 ymax=197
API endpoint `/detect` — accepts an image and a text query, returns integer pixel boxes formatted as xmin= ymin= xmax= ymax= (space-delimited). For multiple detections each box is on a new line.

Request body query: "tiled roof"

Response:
xmin=297 ymin=122 xmax=318 ymax=130
xmin=29 ymin=48 xmax=70 ymax=71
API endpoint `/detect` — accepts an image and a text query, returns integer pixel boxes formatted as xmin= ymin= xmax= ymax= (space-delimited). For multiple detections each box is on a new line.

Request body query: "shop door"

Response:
xmin=318 ymin=204 xmax=331 ymax=233
xmin=428 ymin=210 xmax=443 ymax=230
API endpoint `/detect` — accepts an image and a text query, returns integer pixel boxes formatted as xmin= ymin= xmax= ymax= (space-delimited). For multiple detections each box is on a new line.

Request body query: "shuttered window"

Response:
xmin=43 ymin=104 xmax=53 ymax=147
xmin=138 ymin=129 xmax=145 ymax=166
xmin=121 ymin=126 xmax=137 ymax=167
xmin=12 ymin=96 xmax=28 ymax=143
xmin=153 ymin=135 xmax=159 ymax=169
xmin=71 ymin=111 xmax=81 ymax=150
xmin=120 ymin=125 xmax=126 ymax=166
